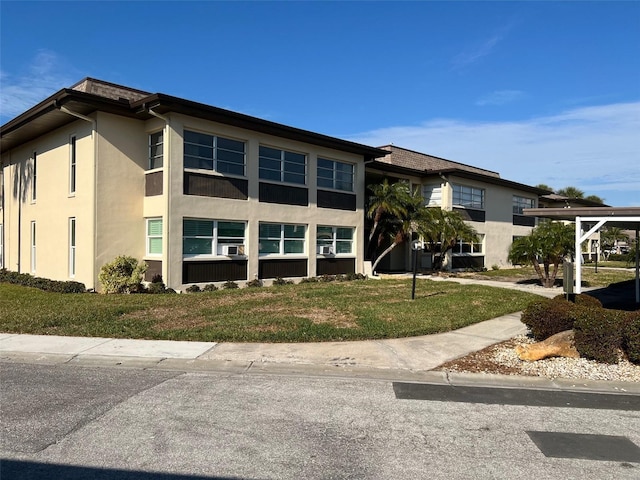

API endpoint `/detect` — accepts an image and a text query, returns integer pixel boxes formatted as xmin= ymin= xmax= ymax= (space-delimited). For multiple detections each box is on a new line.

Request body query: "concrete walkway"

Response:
xmin=1 ymin=276 xmax=638 ymax=394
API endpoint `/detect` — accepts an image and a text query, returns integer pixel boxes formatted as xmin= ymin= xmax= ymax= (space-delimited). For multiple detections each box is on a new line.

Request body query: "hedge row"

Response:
xmin=0 ymin=269 xmax=86 ymax=293
xmin=521 ymin=294 xmax=640 ymax=364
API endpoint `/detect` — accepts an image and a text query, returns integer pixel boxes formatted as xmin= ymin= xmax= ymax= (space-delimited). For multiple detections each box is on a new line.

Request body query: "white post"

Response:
xmin=575 ymin=217 xmax=582 ymax=294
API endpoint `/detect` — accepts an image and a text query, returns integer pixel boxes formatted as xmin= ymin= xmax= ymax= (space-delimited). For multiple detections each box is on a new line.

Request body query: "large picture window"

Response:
xmin=259 ymin=223 xmax=305 ymax=255
xmin=317 ymin=159 xmax=354 ymax=192
xmin=259 ymin=146 xmax=306 ymax=185
xmin=183 ymin=219 xmax=245 ymax=257
xmin=453 ymin=184 xmax=484 ymax=209
xmin=316 ymin=226 xmax=354 ymax=255
xmin=452 ymin=235 xmax=484 ymax=255
xmin=513 ymin=195 xmax=535 ymax=214
xmin=184 ymin=131 xmax=245 ymax=176
xmin=149 ymin=131 xmax=163 ymax=170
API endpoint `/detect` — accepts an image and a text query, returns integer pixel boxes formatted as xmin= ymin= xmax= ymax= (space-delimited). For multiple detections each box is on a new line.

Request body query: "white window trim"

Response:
xmin=259 ymin=223 xmax=307 ymax=257
xmin=31 ymin=152 xmax=37 ymax=203
xmin=316 ymin=226 xmax=355 ymax=256
xmin=148 ymin=131 xmax=164 ymax=171
xmin=69 ymin=135 xmax=77 ymax=195
xmin=146 ymin=218 xmax=163 ymax=257
xmin=30 ymin=221 xmax=36 ymax=272
xmin=69 ymin=218 xmax=76 ymax=277
xmin=182 ymin=219 xmax=246 ymax=259
xmin=452 ymin=235 xmax=485 ymax=256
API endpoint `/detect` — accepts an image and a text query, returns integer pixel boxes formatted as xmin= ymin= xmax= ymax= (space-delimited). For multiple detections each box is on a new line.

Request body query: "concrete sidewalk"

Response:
xmin=1 ymin=276 xmax=638 ymax=394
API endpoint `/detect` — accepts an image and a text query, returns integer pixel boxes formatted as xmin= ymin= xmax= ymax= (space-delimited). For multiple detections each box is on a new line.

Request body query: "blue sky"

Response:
xmin=1 ymin=1 xmax=639 ymax=206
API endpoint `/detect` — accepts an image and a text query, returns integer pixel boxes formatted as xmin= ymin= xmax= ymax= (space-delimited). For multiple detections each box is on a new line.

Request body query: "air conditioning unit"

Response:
xmin=317 ymin=245 xmax=333 ymax=255
xmin=222 ymin=245 xmax=244 ymax=256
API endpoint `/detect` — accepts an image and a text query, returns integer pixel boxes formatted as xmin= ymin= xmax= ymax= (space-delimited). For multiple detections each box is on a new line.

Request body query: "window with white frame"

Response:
xmin=316 ymin=226 xmax=354 ymax=255
xmin=452 ymin=235 xmax=484 ymax=255
xmin=259 ymin=223 xmax=305 ymax=255
xmin=30 ymin=221 xmax=36 ymax=272
xmin=69 ymin=136 xmax=77 ymax=194
xmin=147 ymin=218 xmax=163 ymax=256
xmin=422 ymin=184 xmax=442 ymax=206
xmin=453 ymin=184 xmax=484 ymax=209
xmin=69 ymin=218 xmax=76 ymax=277
xmin=513 ymin=195 xmax=535 ymax=214
xmin=259 ymin=146 xmax=306 ymax=185
xmin=184 ymin=131 xmax=245 ymax=176
xmin=149 ymin=131 xmax=163 ymax=170
xmin=317 ymin=158 xmax=354 ymax=192
xmin=183 ymin=219 xmax=245 ymax=257
xmin=31 ymin=152 xmax=37 ymax=202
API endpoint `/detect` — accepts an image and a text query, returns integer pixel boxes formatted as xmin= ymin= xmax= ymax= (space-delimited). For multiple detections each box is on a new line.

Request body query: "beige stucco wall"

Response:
xmin=155 ymin=113 xmax=365 ymax=290
xmin=0 ymin=119 xmax=96 ymax=286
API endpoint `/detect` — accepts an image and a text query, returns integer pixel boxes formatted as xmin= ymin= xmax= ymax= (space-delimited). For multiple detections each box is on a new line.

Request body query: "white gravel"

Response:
xmin=493 ymin=335 xmax=640 ymax=383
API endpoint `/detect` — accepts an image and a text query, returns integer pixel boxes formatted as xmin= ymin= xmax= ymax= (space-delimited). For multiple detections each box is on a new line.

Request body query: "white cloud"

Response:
xmin=0 ymin=50 xmax=75 ymax=123
xmin=476 ymin=90 xmax=524 ymax=106
xmin=451 ymin=21 xmax=515 ymax=69
xmin=347 ymin=102 xmax=640 ymax=207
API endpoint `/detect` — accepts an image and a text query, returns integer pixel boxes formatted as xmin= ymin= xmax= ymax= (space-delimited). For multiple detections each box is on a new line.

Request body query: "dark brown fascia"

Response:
xmin=132 ymin=93 xmax=389 ymax=160
xmin=366 ymin=161 xmax=550 ymax=196
xmin=2 ymin=88 xmax=389 ymax=161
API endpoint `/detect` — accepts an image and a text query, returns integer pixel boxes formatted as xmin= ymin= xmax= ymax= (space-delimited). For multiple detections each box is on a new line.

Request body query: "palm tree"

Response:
xmin=601 ymin=227 xmax=629 ymax=256
xmin=556 ymin=186 xmax=585 ymax=198
xmin=508 ymin=221 xmax=575 ymax=287
xmin=369 ymin=187 xmax=426 ymax=273
xmin=366 ymin=179 xmax=412 ymax=251
xmin=417 ymin=208 xmax=479 ymax=271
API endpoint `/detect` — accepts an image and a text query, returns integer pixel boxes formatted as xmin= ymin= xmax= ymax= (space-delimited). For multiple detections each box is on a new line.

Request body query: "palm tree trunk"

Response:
xmin=371 ymin=241 xmax=399 ymax=273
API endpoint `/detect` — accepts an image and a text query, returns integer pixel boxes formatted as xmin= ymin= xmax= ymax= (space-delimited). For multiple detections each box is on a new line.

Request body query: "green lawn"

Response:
xmin=466 ymin=266 xmax=635 ymax=288
xmin=0 ymin=279 xmax=541 ymax=343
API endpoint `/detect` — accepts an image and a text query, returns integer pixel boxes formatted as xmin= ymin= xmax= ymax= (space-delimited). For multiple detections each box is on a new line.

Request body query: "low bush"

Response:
xmin=623 ymin=312 xmax=640 ymax=365
xmin=147 ymin=275 xmax=166 ymax=294
xmin=246 ymin=279 xmax=263 ymax=288
xmin=273 ymin=277 xmax=294 ymax=286
xmin=553 ymin=293 xmax=602 ymax=308
xmin=520 ymin=297 xmax=577 ymax=341
xmin=0 ymin=269 xmax=86 ymax=293
xmin=573 ymin=307 xmax=630 ymax=364
xmin=98 ymin=256 xmax=147 ymax=294
xmin=222 ymin=280 xmax=239 ymax=289
xmin=203 ymin=284 xmax=218 ymax=292
xmin=185 ymin=285 xmax=201 ymax=293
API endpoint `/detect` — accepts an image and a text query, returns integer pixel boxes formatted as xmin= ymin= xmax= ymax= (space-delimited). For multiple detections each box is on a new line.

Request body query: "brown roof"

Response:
xmin=374 ymin=145 xmax=500 ymax=178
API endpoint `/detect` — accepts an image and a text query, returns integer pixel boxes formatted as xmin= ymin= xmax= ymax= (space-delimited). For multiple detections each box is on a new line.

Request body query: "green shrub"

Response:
xmin=99 ymin=256 xmax=147 ymax=294
xmin=553 ymin=293 xmax=602 ymax=308
xmin=623 ymin=311 xmax=640 ymax=364
xmin=147 ymin=282 xmax=166 ymax=294
xmin=203 ymin=284 xmax=218 ymax=292
xmin=222 ymin=280 xmax=239 ymax=289
xmin=246 ymin=279 xmax=263 ymax=288
xmin=0 ymin=269 xmax=86 ymax=293
xmin=300 ymin=277 xmax=318 ymax=283
xmin=185 ymin=285 xmax=201 ymax=293
xmin=273 ymin=277 xmax=293 ymax=286
xmin=573 ymin=307 xmax=630 ymax=364
xmin=520 ymin=297 xmax=577 ymax=341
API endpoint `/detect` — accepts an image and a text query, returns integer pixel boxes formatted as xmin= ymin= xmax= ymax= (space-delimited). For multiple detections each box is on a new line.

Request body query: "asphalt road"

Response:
xmin=1 ymin=361 xmax=639 ymax=479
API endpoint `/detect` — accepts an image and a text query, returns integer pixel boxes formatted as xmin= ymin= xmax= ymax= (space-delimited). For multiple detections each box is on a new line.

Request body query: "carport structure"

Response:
xmin=524 ymin=207 xmax=640 ymax=304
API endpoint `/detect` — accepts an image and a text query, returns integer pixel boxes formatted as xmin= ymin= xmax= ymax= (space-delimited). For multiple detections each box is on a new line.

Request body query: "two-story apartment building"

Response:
xmin=365 ymin=145 xmax=550 ymax=272
xmin=0 ymin=78 xmax=388 ymax=291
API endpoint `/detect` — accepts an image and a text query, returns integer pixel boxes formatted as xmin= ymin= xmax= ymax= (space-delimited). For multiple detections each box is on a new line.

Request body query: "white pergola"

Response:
xmin=524 ymin=207 xmax=640 ymax=304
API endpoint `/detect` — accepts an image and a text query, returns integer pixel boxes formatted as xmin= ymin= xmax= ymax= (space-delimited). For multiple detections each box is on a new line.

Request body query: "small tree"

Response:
xmin=417 ymin=208 xmax=479 ymax=271
xmin=508 ymin=221 xmax=574 ymax=288
xmin=99 ymin=255 xmax=147 ymax=293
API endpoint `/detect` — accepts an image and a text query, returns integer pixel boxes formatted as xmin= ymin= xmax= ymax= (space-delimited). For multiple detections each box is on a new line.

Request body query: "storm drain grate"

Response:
xmin=526 ymin=431 xmax=640 ymax=462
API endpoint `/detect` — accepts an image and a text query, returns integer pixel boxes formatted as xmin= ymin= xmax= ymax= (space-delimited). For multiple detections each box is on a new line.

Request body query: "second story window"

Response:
xmin=31 ymin=152 xmax=37 ymax=202
xmin=184 ymin=131 xmax=245 ymax=176
xmin=317 ymin=159 xmax=354 ymax=192
xmin=453 ymin=184 xmax=484 ymax=209
xmin=149 ymin=131 xmax=163 ymax=170
xmin=259 ymin=146 xmax=306 ymax=185
xmin=513 ymin=195 xmax=535 ymax=214
xmin=69 ymin=136 xmax=77 ymax=194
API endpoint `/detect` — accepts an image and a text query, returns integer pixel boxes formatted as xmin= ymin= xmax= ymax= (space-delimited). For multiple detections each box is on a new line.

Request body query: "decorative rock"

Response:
xmin=515 ymin=330 xmax=580 ymax=361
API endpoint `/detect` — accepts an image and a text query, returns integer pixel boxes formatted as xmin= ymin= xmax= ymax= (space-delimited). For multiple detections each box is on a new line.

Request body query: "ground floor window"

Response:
xmin=147 ymin=218 xmax=163 ymax=256
xmin=183 ymin=219 xmax=245 ymax=257
xmin=316 ymin=226 xmax=354 ymax=255
xmin=452 ymin=235 xmax=484 ymax=255
xmin=259 ymin=223 xmax=305 ymax=256
xmin=69 ymin=218 xmax=76 ymax=277
xmin=30 ymin=221 xmax=36 ymax=272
